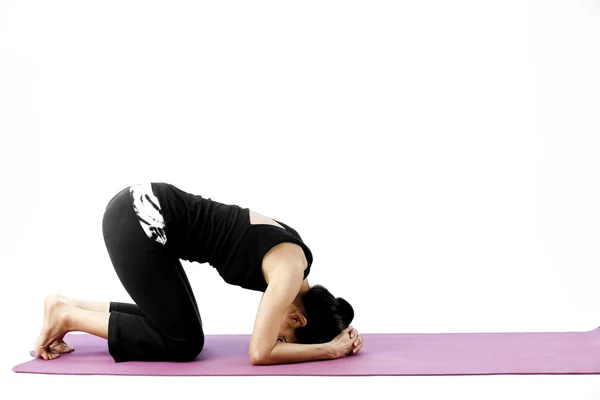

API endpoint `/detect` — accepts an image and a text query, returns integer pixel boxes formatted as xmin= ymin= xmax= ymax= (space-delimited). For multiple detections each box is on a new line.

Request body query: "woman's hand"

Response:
xmin=328 ymin=326 xmax=364 ymax=359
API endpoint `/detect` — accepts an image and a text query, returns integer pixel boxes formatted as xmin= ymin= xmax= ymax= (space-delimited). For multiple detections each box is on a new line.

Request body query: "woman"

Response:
xmin=34 ymin=182 xmax=364 ymax=364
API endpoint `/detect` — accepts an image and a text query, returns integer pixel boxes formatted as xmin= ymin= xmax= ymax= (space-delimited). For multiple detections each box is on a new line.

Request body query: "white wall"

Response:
xmin=2 ymin=0 xmax=600 ymax=398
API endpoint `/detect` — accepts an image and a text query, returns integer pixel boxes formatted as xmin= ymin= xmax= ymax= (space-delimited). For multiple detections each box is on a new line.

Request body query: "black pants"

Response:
xmin=102 ymin=186 xmax=204 ymax=363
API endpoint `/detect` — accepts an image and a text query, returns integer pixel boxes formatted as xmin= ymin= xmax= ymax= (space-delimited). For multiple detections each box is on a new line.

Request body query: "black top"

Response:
xmin=151 ymin=182 xmax=313 ymax=292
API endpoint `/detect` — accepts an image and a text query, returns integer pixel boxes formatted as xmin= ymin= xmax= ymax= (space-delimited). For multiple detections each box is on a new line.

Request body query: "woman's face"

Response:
xmin=277 ymin=306 xmax=306 ymax=343
xmin=277 ymin=321 xmax=295 ymax=343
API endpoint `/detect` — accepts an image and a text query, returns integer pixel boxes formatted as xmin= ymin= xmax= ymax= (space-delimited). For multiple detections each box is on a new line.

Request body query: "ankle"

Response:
xmin=58 ymin=303 xmax=74 ymax=332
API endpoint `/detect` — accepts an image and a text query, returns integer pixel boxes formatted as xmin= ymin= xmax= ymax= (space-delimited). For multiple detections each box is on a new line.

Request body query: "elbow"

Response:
xmin=249 ymin=350 xmax=269 ymax=366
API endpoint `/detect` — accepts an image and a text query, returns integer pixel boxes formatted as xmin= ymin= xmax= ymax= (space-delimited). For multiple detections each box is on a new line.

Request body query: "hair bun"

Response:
xmin=336 ymin=297 xmax=354 ymax=326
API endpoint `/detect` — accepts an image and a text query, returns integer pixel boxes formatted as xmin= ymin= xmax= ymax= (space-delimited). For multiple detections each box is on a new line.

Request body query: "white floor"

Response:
xmin=5 ymin=370 xmax=600 ymax=400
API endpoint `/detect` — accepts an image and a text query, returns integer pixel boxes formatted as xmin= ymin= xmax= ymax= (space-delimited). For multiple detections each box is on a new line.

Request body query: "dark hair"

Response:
xmin=295 ymin=284 xmax=354 ymax=344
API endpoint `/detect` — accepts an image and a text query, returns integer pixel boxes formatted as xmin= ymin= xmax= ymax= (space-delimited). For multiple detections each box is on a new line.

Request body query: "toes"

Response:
xmin=36 ymin=344 xmax=64 ymax=360
xmin=46 ymin=349 xmax=60 ymax=360
xmin=62 ymin=340 xmax=73 ymax=352
xmin=37 ymin=347 xmax=49 ymax=360
xmin=48 ymin=339 xmax=75 ymax=354
xmin=58 ymin=341 xmax=74 ymax=353
xmin=50 ymin=344 xmax=63 ymax=353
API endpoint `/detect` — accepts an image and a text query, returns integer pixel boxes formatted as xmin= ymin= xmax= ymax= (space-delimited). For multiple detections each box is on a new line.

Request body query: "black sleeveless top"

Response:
xmin=151 ymin=182 xmax=313 ymax=292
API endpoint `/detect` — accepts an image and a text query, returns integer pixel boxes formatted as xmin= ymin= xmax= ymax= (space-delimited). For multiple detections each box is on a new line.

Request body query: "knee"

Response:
xmin=166 ymin=336 xmax=204 ymax=362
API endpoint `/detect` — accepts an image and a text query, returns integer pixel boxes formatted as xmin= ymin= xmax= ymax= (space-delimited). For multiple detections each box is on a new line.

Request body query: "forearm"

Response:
xmin=251 ymin=342 xmax=334 ymax=366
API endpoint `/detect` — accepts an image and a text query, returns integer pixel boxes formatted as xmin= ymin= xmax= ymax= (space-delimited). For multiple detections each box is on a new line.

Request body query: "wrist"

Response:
xmin=325 ymin=341 xmax=338 ymax=359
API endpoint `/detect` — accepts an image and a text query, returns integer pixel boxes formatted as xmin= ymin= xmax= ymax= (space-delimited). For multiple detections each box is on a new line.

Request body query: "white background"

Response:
xmin=2 ymin=0 xmax=600 ymax=398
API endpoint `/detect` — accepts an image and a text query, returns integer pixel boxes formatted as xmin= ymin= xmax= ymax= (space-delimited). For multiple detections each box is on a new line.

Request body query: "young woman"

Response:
xmin=34 ymin=182 xmax=364 ymax=365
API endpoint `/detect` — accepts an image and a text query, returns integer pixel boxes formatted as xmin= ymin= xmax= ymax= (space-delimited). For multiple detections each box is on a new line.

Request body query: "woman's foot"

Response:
xmin=49 ymin=333 xmax=75 ymax=354
xmin=34 ymin=295 xmax=72 ymax=360
xmin=47 ymin=295 xmax=75 ymax=353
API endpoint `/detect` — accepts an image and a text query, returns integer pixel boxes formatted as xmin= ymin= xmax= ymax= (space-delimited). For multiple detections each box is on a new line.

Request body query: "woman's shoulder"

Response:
xmin=262 ymin=242 xmax=310 ymax=283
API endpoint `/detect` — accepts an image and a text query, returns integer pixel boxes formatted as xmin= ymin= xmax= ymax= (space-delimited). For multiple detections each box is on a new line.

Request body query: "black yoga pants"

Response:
xmin=102 ymin=185 xmax=204 ymax=363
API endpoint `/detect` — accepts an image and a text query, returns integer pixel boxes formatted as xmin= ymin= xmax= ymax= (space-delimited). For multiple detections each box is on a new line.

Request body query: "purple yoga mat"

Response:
xmin=13 ymin=327 xmax=600 ymax=376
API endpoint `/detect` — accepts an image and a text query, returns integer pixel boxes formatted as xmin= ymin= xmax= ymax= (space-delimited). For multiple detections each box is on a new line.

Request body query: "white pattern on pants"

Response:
xmin=129 ymin=183 xmax=167 ymax=245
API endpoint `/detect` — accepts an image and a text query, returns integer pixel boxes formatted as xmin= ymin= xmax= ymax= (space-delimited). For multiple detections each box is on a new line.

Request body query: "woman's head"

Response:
xmin=278 ymin=284 xmax=354 ymax=344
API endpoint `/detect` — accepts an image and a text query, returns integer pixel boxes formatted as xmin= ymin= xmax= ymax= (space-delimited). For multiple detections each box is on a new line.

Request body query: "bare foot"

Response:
xmin=34 ymin=295 xmax=71 ymax=360
xmin=49 ymin=333 xmax=75 ymax=354
xmin=48 ymin=296 xmax=75 ymax=353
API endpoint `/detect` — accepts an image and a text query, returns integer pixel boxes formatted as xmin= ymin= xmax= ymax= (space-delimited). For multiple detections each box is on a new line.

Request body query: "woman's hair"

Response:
xmin=295 ymin=284 xmax=354 ymax=344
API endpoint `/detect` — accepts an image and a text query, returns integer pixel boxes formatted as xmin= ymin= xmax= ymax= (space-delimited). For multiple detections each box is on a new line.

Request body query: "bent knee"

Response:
xmin=166 ymin=337 xmax=204 ymax=362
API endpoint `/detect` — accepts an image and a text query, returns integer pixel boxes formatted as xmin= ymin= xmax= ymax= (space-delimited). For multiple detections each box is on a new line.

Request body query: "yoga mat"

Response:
xmin=13 ymin=327 xmax=600 ymax=376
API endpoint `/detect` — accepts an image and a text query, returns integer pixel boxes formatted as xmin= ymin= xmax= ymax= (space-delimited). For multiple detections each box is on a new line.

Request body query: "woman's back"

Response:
xmin=150 ymin=182 xmax=313 ymax=292
xmin=151 ymin=182 xmax=249 ymax=268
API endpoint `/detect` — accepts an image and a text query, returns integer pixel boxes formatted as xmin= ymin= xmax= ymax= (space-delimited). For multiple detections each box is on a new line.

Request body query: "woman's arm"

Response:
xmin=248 ymin=243 xmax=323 ymax=365
xmin=253 ymin=325 xmax=363 ymax=365
xmin=253 ymin=341 xmax=334 ymax=365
